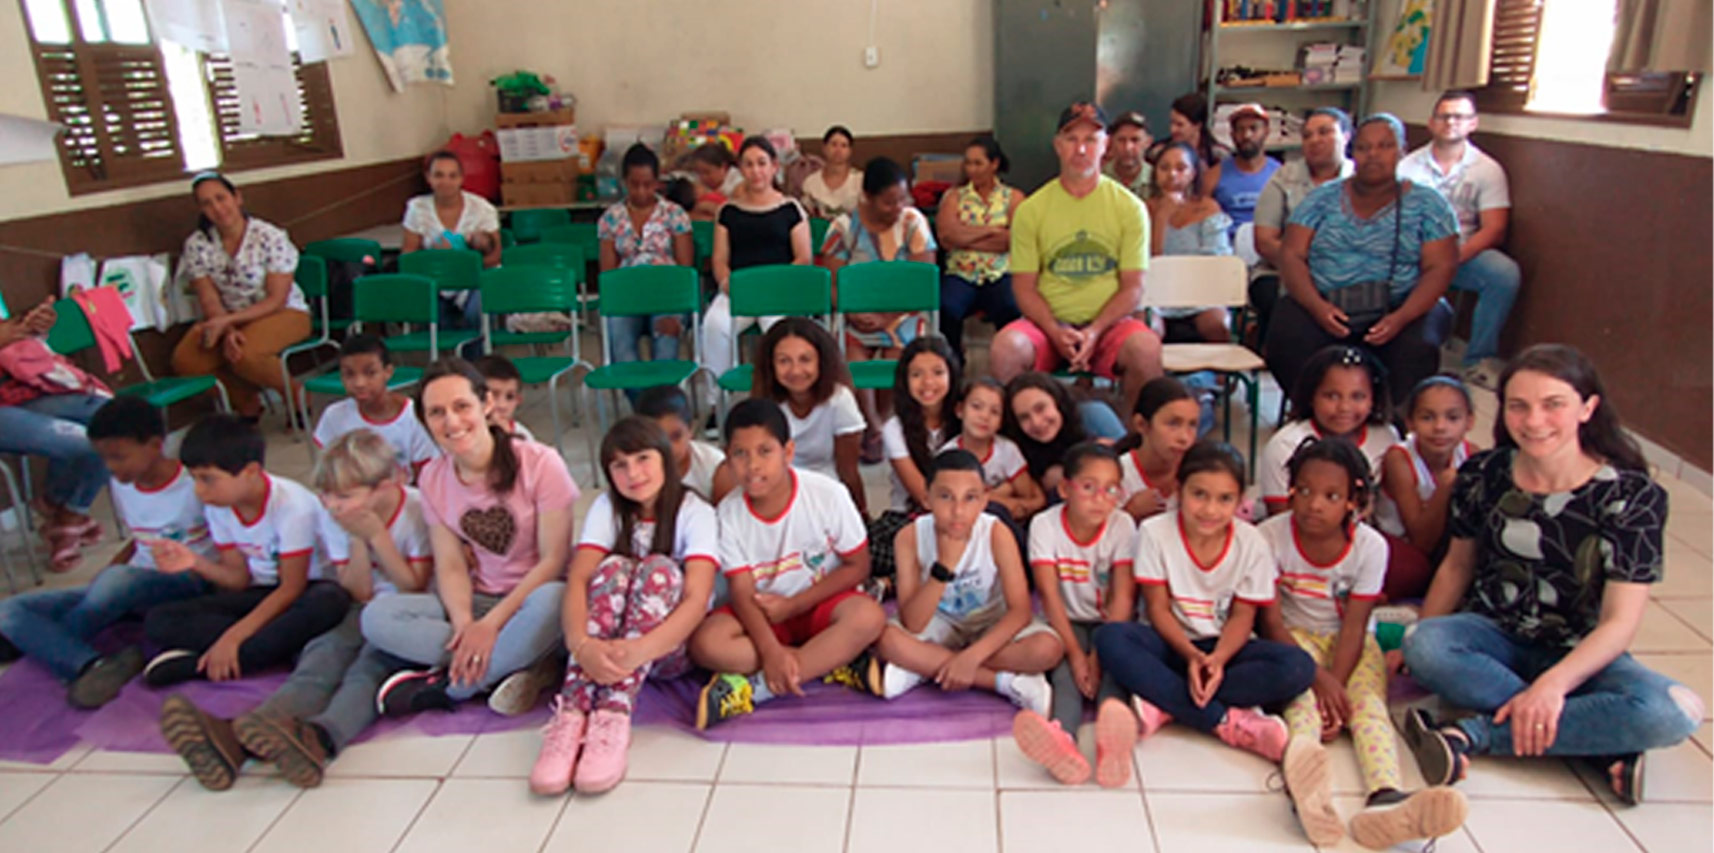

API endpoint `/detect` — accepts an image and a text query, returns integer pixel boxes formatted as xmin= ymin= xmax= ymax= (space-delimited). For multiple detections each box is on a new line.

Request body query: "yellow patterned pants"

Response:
xmin=1284 ymin=628 xmax=1402 ymax=794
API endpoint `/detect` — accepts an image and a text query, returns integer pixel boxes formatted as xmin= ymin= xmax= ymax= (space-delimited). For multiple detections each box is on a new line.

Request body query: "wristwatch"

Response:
xmin=929 ymin=561 xmax=956 ymax=583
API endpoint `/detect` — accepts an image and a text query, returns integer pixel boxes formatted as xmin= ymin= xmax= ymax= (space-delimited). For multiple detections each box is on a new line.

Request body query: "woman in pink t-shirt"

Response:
xmin=361 ymin=359 xmax=579 ymax=717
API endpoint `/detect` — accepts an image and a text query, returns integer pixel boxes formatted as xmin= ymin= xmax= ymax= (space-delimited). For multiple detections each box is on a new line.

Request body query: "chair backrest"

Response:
xmin=835 ymin=261 xmax=939 ymax=314
xmin=477 ymin=266 xmax=579 ymax=315
xmin=398 ymin=249 xmax=483 ymax=291
xmin=294 ymin=254 xmax=330 ymax=300
xmin=502 ymin=244 xmax=585 ymax=284
xmin=729 ymin=264 xmax=832 ymax=319
xmin=304 ymin=238 xmax=383 ymax=266
xmin=809 ymin=217 xmax=831 ymax=251
xmin=691 ymin=220 xmax=714 ymax=262
xmin=599 ymin=265 xmax=699 ymax=318
xmin=1232 ymin=222 xmax=1261 ymax=267
xmin=0 ymin=290 xmax=10 ymax=320
xmin=1139 ymin=255 xmax=1249 ymax=311
xmin=45 ymin=297 xmax=95 ymax=356
xmin=509 ymin=209 xmax=572 ymax=243
xmin=499 ymin=228 xmax=517 ymax=249
xmin=352 ymin=274 xmax=438 ymax=325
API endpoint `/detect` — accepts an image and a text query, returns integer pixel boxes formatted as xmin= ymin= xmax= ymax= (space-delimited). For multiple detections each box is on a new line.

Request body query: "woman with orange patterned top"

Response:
xmin=936 ymin=136 xmax=1024 ymax=353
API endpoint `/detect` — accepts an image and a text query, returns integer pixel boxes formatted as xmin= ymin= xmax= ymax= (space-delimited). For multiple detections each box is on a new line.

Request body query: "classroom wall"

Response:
xmin=1370 ymin=80 xmax=1714 ymax=157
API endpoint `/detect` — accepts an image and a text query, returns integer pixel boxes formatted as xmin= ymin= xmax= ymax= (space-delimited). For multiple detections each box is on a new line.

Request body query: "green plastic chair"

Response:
xmin=477 ymin=266 xmax=591 ymax=463
xmin=303 ymin=238 xmax=383 ymax=266
xmin=500 ymin=228 xmax=517 ymax=249
xmin=502 ymin=242 xmax=595 ymax=323
xmin=509 ymin=208 xmax=572 ymax=244
xmin=540 ymin=223 xmax=600 ymax=257
xmin=295 ymin=272 xmax=451 ymax=438
xmin=585 ymin=265 xmax=702 ymax=394
xmin=809 ymin=217 xmax=832 ymax=251
xmin=835 ymin=261 xmax=941 ymax=390
xmin=692 ymin=220 xmax=714 ymax=266
xmin=399 ymin=248 xmax=484 ymax=293
xmin=46 ymin=298 xmax=229 ymax=415
xmin=278 ymin=255 xmax=343 ymax=435
xmin=716 ymin=265 xmax=833 ymax=399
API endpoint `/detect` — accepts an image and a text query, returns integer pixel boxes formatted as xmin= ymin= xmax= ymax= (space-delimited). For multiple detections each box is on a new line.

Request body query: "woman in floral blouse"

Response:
xmin=1401 ymin=344 xmax=1701 ymax=806
xmin=597 ymin=144 xmax=694 ymax=370
xmin=935 ymin=136 xmax=1023 ymax=353
xmin=169 ymin=173 xmax=310 ymax=420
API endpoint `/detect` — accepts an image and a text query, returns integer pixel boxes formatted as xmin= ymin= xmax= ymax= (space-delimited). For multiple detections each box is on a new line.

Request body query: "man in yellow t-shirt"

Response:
xmin=993 ymin=101 xmax=1163 ymax=418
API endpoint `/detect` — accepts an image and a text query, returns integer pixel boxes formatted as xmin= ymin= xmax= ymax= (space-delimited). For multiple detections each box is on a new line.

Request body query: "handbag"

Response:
xmin=1324 ymin=183 xmax=1402 ymax=336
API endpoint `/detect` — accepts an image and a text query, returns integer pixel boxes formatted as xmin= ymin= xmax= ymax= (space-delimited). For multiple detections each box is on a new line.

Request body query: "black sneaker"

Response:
xmin=1402 ymin=708 xmax=1469 ymax=787
xmin=68 ymin=646 xmax=145 ymax=709
xmin=376 ymin=668 xmax=455 ymax=717
xmin=0 ymin=632 xmax=20 ymax=663
xmin=1591 ymin=753 xmax=1646 ymax=806
xmin=822 ymin=649 xmax=883 ymax=697
xmin=144 ymin=649 xmax=201 ymax=688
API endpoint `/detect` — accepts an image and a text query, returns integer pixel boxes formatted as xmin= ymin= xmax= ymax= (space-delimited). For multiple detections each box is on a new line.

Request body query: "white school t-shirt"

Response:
xmin=577 ymin=490 xmax=720 ymax=566
xmin=205 ymin=474 xmax=324 ymax=587
xmin=1372 ymin=435 xmax=1474 ymax=538
xmin=1259 ymin=420 xmax=1399 ymax=512
xmin=717 ymin=469 xmax=868 ymax=598
xmin=783 ymin=385 xmax=866 ymax=480
xmin=507 ymin=420 xmax=537 ymax=444
xmin=1134 ymin=513 xmax=1276 ymax=640
xmin=941 ymin=434 xmax=1028 ymax=490
xmin=882 ymin=415 xmax=945 ymax=511
xmin=1119 ymin=448 xmax=1179 ymax=514
xmin=111 ymin=463 xmax=214 ymax=570
xmin=313 ymin=398 xmax=440 ymax=470
xmin=1257 ymin=513 xmax=1387 ymax=634
xmin=317 ymin=484 xmax=434 ymax=597
xmin=683 ymin=440 xmax=726 ymax=501
xmin=1028 ymin=504 xmax=1137 ymax=623
xmin=911 ymin=512 xmax=1006 ymax=625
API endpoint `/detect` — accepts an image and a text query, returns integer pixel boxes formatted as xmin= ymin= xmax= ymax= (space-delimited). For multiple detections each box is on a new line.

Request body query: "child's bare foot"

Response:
xmin=1013 ymin=710 xmax=1090 ymax=785
xmin=1094 ymin=698 xmax=1136 ymax=788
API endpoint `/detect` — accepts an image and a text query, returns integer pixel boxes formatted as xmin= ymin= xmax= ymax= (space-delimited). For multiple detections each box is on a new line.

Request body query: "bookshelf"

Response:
xmin=1204 ymin=1 xmax=1378 ymax=151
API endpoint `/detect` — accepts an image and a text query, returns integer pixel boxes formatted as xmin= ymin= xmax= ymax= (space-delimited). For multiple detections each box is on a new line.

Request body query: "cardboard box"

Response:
xmin=912 ymin=155 xmax=963 ymax=185
xmin=501 ymin=160 xmax=579 ymax=183
xmin=501 ymin=182 xmax=576 ymax=207
xmin=497 ymin=125 xmax=578 ymax=162
xmin=495 ymin=107 xmax=576 ymax=129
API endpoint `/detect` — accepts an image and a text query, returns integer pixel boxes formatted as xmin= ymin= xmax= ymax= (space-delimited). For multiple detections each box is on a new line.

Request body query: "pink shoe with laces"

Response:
xmin=1213 ymin=706 xmax=1289 ymax=762
xmin=573 ymin=709 xmax=632 ymax=794
xmin=529 ymin=696 xmax=585 ymax=796
xmin=1131 ymin=696 xmax=1174 ymax=739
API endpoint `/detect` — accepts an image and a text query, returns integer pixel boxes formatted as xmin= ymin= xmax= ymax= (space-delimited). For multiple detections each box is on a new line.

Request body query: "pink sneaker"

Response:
xmin=1213 ymin=707 xmax=1289 ymax=762
xmin=573 ymin=709 xmax=632 ymax=794
xmin=529 ymin=696 xmax=585 ymax=796
xmin=1131 ymin=696 xmax=1174 ymax=739
xmin=1012 ymin=710 xmax=1090 ymax=785
xmin=1094 ymin=699 xmax=1137 ymax=788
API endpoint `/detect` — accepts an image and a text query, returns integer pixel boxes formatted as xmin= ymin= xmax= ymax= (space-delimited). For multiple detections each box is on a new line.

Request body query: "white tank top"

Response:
xmin=913 ymin=512 xmax=1004 ymax=625
xmin=1373 ymin=435 xmax=1473 ymax=537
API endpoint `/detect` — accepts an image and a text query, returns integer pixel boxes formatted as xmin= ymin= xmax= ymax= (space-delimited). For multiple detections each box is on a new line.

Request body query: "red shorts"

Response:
xmin=999 ymin=317 xmax=1154 ymax=379
xmin=711 ymin=588 xmax=867 ymax=646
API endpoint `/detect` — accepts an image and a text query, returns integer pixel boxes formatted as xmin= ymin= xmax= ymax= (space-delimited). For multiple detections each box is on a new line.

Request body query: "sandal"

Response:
xmin=45 ymin=532 xmax=84 ymax=572
xmin=1600 ymin=753 xmax=1645 ymax=806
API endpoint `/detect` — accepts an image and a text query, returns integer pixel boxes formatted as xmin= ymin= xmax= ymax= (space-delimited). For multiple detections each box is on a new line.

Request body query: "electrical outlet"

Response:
xmin=863 ymin=46 xmax=880 ymax=68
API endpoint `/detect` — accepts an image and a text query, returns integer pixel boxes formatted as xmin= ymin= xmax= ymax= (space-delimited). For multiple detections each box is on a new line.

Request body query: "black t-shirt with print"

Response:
xmin=1449 ymin=448 xmax=1667 ymax=648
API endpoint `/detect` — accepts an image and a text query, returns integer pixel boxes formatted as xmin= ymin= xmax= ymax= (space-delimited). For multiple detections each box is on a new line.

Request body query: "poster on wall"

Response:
xmin=349 ymin=0 xmax=454 ymax=91
xmin=226 ymin=0 xmax=302 ymax=136
xmin=142 ymin=0 xmax=227 ymax=52
xmin=288 ymin=0 xmax=355 ymax=63
xmin=1373 ymin=0 xmax=1433 ymax=79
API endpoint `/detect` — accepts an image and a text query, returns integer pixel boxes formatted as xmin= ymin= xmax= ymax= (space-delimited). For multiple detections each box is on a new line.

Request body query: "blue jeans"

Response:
xmin=0 ymin=565 xmax=209 ymax=680
xmin=1077 ymin=399 xmax=1126 ymax=440
xmin=940 ymin=273 xmax=1020 ymax=353
xmin=607 ymin=314 xmax=687 ymax=363
xmin=1404 ymin=612 xmax=1700 ymax=757
xmin=1450 ymin=249 xmax=1521 ymax=363
xmin=0 ymin=393 xmax=110 ymax=513
xmin=360 ymin=582 xmax=566 ymax=702
xmin=1094 ymin=622 xmax=1316 ymax=732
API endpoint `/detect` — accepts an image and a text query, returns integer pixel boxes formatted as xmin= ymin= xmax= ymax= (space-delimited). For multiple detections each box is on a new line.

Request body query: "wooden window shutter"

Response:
xmin=32 ymin=42 xmax=185 ymax=194
xmin=206 ymin=52 xmax=343 ymax=171
xmin=1477 ymin=0 xmax=1544 ymax=112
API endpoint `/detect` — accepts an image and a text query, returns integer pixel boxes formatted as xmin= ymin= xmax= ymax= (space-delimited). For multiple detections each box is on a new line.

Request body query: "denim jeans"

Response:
xmin=359 ymin=582 xmax=566 ymax=701
xmin=253 ymin=604 xmax=413 ymax=754
xmin=939 ymin=273 xmax=1020 ymax=353
xmin=0 ymin=565 xmax=209 ymax=680
xmin=0 ymin=392 xmax=110 ymax=513
xmin=1077 ymin=399 xmax=1127 ymax=441
xmin=1094 ymin=622 xmax=1316 ymax=732
xmin=1403 ymin=612 xmax=1701 ymax=757
xmin=1449 ymin=249 xmax=1521 ymax=364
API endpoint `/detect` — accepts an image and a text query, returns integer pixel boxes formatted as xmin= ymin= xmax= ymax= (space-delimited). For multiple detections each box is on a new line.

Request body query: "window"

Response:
xmin=1478 ymin=0 xmax=1701 ymax=125
xmin=21 ymin=0 xmax=342 ymax=195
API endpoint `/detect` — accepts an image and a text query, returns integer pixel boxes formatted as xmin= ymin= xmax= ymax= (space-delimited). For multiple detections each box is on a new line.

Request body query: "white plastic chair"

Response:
xmin=1233 ymin=222 xmax=1262 ymax=267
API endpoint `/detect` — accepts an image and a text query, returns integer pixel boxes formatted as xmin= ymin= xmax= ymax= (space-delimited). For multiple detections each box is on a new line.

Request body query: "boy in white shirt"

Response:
xmin=689 ymin=400 xmax=888 ymax=729
xmin=143 ymin=414 xmax=351 ymax=691
xmin=313 ymin=334 xmax=439 ymax=475
xmin=635 ymin=384 xmax=734 ymax=504
xmin=0 ymin=397 xmax=215 ymax=709
xmin=476 ymin=354 xmax=537 ymax=443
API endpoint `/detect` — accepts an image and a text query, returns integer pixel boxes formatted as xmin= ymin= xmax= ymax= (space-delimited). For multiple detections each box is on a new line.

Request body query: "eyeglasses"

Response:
xmin=1432 ymin=112 xmax=1475 ymax=122
xmin=1070 ymin=479 xmax=1123 ymax=501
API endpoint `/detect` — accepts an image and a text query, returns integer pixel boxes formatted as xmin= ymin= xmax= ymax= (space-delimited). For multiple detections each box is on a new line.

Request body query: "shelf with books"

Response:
xmin=1217 ymin=19 xmax=1365 ymax=32
xmin=1214 ymin=81 xmax=1363 ymax=95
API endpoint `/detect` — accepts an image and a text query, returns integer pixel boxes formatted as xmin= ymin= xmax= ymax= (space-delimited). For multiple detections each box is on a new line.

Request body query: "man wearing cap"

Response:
xmin=1212 ymin=103 xmax=1281 ymax=237
xmin=991 ymin=102 xmax=1162 ymax=416
xmin=1103 ymin=111 xmax=1153 ymax=199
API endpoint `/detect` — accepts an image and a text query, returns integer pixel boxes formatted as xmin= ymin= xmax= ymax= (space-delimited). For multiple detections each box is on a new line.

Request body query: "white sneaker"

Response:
xmin=881 ymin=663 xmax=924 ymax=699
xmin=488 ymin=655 xmax=563 ymax=716
xmin=1001 ymin=673 xmax=1052 ymax=715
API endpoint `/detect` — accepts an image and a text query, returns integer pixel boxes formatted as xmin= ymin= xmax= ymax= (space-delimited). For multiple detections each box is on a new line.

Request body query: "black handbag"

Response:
xmin=1325 ymin=184 xmax=1403 ymax=336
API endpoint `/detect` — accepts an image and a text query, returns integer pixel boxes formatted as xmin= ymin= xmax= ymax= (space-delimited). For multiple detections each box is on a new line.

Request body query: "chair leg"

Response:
xmin=0 ymin=461 xmax=42 ymax=589
xmin=1247 ymin=371 xmax=1261 ymax=481
xmin=582 ymin=385 xmax=601 ymax=487
xmin=1221 ymin=373 xmax=1234 ymax=443
xmin=547 ymin=375 xmax=564 ymax=455
xmin=212 ymin=379 xmax=233 ymax=414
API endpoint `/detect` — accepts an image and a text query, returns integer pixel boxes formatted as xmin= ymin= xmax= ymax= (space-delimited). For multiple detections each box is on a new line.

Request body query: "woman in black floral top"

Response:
xmin=1400 ymin=344 xmax=1701 ymax=806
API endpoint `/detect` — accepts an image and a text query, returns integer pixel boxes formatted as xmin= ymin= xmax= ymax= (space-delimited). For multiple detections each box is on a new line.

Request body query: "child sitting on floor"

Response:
xmin=0 ymin=396 xmax=215 ymax=709
xmin=944 ymin=376 xmax=1045 ymax=521
xmin=634 ymin=384 xmax=734 ymax=504
xmin=1114 ymin=377 xmax=1201 ymax=522
xmin=873 ymin=449 xmax=1061 ymax=710
xmin=475 ymin=354 xmax=536 ymax=443
xmin=159 ymin=429 xmax=434 ymax=791
xmin=143 ymin=415 xmax=352 ymax=688
xmin=688 ymin=399 xmax=887 ymax=729
xmin=313 ymin=334 xmax=438 ymax=476
xmin=1013 ymin=442 xmax=1140 ymax=787
xmin=532 ymin=416 xmax=720 ymax=796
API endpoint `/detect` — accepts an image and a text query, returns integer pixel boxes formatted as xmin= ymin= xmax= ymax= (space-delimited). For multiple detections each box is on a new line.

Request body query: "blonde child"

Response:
xmin=1013 ymin=442 xmax=1139 ymax=787
xmin=1114 ymin=376 xmax=1201 ymax=522
xmin=1258 ymin=437 xmax=1467 ymax=848
xmin=1373 ymin=376 xmax=1475 ymax=599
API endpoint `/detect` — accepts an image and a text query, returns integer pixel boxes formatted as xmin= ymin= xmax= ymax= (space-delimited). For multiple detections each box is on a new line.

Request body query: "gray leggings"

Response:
xmin=359 ymin=583 xmax=566 ymax=702
xmin=1050 ymin=620 xmax=1130 ymax=733
xmin=255 ymin=604 xmax=412 ymax=753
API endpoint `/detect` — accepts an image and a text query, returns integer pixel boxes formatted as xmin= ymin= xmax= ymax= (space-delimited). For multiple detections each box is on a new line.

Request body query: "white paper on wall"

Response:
xmin=225 ymin=0 xmax=302 ymax=136
xmin=287 ymin=0 xmax=354 ymax=62
xmin=0 ymin=115 xmax=64 ymax=166
xmin=143 ymin=0 xmax=228 ymax=52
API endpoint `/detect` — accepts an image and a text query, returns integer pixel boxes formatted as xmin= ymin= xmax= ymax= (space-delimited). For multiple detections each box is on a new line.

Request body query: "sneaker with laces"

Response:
xmin=530 ymin=696 xmax=586 ymax=796
xmin=823 ymin=650 xmax=884 ymax=696
xmin=1402 ymin=708 xmax=1469 ymax=787
xmin=1131 ymin=696 xmax=1174 ymax=739
xmin=234 ymin=712 xmax=330 ymax=789
xmin=143 ymin=649 xmax=200 ymax=688
xmin=999 ymin=673 xmax=1052 ymax=715
xmin=879 ymin=661 xmax=925 ymax=699
xmin=696 ymin=673 xmax=755 ymax=730
xmin=376 ymin=669 xmax=455 ymax=717
xmin=1214 ymin=706 xmax=1289 ymax=762
xmin=1012 ymin=710 xmax=1090 ymax=785
xmin=1282 ymin=734 xmax=1342 ymax=846
xmin=1348 ymin=786 xmax=1468 ymax=849
xmin=68 ymin=646 xmax=144 ymax=709
xmin=1094 ymin=698 xmax=1137 ymax=788
xmin=574 ymin=709 xmax=632 ymax=794
xmin=159 ymin=694 xmax=246 ymax=791
xmin=489 ymin=655 xmax=563 ymax=716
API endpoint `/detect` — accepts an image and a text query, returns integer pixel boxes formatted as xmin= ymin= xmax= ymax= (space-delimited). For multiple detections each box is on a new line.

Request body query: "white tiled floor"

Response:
xmin=0 ymin=343 xmax=1709 ymax=852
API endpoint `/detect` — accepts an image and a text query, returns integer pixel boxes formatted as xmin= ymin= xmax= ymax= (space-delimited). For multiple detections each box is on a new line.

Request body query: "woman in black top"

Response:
xmin=703 ymin=137 xmax=813 ymax=383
